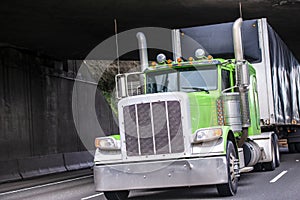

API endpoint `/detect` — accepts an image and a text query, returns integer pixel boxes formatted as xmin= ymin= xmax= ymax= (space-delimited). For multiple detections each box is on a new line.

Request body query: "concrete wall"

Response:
xmin=0 ymin=47 xmax=118 ymax=161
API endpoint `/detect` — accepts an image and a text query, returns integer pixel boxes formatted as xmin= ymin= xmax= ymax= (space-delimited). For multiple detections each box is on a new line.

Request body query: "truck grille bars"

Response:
xmin=123 ymin=101 xmax=184 ymax=157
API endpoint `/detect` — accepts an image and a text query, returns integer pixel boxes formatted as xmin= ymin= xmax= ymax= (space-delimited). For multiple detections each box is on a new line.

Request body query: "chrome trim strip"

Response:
xmin=135 ymin=104 xmax=141 ymax=155
xmin=149 ymin=102 xmax=157 ymax=155
xmin=165 ymin=101 xmax=172 ymax=153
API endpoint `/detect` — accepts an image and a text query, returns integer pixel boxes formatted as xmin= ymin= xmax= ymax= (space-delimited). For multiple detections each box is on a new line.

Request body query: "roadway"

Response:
xmin=1 ymin=150 xmax=300 ymax=200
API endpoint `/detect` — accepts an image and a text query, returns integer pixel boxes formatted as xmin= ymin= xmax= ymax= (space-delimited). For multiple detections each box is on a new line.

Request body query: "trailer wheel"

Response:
xmin=104 ymin=191 xmax=129 ymax=200
xmin=295 ymin=143 xmax=300 ymax=153
xmin=216 ymin=141 xmax=238 ymax=196
xmin=288 ymin=143 xmax=297 ymax=153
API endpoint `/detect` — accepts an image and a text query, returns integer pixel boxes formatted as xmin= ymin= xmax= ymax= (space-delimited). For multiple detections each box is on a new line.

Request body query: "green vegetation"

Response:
xmin=84 ymin=60 xmax=140 ymax=116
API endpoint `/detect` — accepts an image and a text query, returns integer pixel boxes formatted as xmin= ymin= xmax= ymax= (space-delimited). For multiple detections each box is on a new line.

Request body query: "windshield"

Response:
xmin=146 ymin=66 xmax=218 ymax=93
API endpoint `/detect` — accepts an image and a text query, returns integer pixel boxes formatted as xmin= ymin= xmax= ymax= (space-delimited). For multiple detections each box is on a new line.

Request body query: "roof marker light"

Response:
xmin=195 ymin=48 xmax=205 ymax=59
xmin=156 ymin=53 xmax=166 ymax=64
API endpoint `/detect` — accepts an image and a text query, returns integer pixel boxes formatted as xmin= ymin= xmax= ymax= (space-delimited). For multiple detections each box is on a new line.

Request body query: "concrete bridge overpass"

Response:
xmin=0 ymin=0 xmax=300 ymax=182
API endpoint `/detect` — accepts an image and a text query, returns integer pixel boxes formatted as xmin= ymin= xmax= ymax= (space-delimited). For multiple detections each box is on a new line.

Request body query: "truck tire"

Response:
xmin=104 ymin=191 xmax=129 ymax=200
xmin=289 ymin=143 xmax=297 ymax=153
xmin=216 ymin=140 xmax=238 ymax=196
xmin=263 ymin=137 xmax=276 ymax=171
xmin=295 ymin=143 xmax=300 ymax=153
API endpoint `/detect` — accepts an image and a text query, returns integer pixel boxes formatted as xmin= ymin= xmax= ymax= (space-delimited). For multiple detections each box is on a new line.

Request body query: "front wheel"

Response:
xmin=216 ymin=140 xmax=238 ymax=196
xmin=263 ymin=135 xmax=278 ymax=171
xmin=274 ymin=135 xmax=280 ymax=167
xmin=104 ymin=191 xmax=129 ymax=200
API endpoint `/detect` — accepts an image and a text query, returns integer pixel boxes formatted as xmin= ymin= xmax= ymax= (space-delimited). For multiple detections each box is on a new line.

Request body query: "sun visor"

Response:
xmin=180 ymin=19 xmax=261 ymax=63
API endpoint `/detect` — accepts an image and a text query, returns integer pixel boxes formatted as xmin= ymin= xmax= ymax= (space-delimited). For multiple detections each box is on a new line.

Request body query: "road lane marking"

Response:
xmin=0 ymin=175 xmax=93 ymax=196
xmin=81 ymin=193 xmax=104 ymax=200
xmin=270 ymin=170 xmax=288 ymax=183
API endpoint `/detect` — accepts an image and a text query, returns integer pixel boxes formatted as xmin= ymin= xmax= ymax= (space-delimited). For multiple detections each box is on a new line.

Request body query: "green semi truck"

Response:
xmin=93 ymin=18 xmax=300 ymax=199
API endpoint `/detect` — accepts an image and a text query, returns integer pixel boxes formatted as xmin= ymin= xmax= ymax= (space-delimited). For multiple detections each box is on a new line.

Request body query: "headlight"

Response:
xmin=95 ymin=137 xmax=121 ymax=150
xmin=193 ymin=128 xmax=222 ymax=143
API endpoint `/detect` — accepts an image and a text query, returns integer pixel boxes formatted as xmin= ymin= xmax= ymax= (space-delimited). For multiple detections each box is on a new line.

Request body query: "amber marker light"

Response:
xmin=214 ymin=128 xmax=222 ymax=137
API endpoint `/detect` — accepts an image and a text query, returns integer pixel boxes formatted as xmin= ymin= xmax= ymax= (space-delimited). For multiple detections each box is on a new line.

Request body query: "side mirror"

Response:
xmin=115 ymin=72 xmax=144 ymax=99
xmin=115 ymin=74 xmax=127 ymax=99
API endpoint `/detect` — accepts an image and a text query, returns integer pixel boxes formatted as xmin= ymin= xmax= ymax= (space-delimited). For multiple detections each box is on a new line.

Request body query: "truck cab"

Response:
xmin=93 ymin=18 xmax=280 ymax=199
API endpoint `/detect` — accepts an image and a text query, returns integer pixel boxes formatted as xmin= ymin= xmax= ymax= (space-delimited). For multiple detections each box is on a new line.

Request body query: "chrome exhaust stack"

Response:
xmin=233 ymin=18 xmax=251 ymax=130
xmin=171 ymin=29 xmax=182 ymax=61
xmin=136 ymin=32 xmax=149 ymax=72
xmin=233 ymin=18 xmax=244 ymax=62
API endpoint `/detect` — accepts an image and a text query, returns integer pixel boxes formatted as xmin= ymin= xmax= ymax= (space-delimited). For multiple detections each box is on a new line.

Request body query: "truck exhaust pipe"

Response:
xmin=233 ymin=18 xmax=250 ymax=88
xmin=233 ymin=18 xmax=251 ymax=146
xmin=136 ymin=32 xmax=149 ymax=72
xmin=172 ymin=29 xmax=182 ymax=61
xmin=233 ymin=18 xmax=244 ymax=62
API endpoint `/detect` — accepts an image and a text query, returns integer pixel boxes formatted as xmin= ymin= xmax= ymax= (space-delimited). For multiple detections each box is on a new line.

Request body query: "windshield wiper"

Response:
xmin=182 ymin=86 xmax=210 ymax=94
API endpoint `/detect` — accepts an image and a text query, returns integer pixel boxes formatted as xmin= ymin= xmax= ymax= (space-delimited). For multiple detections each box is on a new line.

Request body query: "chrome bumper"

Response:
xmin=94 ymin=156 xmax=228 ymax=191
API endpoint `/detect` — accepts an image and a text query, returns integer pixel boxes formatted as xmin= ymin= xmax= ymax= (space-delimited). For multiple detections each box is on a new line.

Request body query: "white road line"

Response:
xmin=270 ymin=170 xmax=288 ymax=183
xmin=81 ymin=193 xmax=104 ymax=200
xmin=0 ymin=175 xmax=93 ymax=196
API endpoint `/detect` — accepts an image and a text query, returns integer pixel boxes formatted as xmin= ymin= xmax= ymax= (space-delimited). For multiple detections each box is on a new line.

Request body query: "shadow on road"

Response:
xmin=129 ymin=186 xmax=224 ymax=200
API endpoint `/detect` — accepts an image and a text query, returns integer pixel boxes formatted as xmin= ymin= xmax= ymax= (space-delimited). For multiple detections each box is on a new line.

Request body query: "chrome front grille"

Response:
xmin=123 ymin=101 xmax=184 ymax=157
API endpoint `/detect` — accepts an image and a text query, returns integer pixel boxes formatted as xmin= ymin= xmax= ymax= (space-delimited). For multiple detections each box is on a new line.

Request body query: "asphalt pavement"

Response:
xmin=1 ymin=152 xmax=300 ymax=200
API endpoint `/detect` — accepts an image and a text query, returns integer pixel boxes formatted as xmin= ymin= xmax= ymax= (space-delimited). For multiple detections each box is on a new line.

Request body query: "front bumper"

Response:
xmin=94 ymin=156 xmax=228 ymax=191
